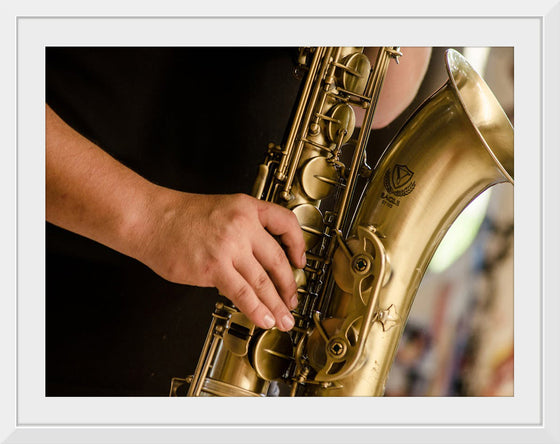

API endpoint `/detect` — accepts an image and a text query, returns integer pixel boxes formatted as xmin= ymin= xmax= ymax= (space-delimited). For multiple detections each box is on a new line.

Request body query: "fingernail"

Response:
xmin=301 ymin=252 xmax=307 ymax=268
xmin=281 ymin=314 xmax=295 ymax=331
xmin=263 ymin=314 xmax=275 ymax=329
xmin=290 ymin=294 xmax=299 ymax=309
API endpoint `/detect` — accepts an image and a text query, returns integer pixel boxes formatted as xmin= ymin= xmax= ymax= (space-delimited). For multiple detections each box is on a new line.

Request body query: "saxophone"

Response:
xmin=170 ymin=47 xmax=514 ymax=397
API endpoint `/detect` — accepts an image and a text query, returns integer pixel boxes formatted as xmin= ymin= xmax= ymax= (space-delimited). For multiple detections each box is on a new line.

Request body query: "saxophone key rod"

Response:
xmin=331 ymin=87 xmax=372 ymax=104
xmin=187 ymin=317 xmax=222 ymax=397
xmin=275 ymin=47 xmax=326 ymax=183
xmin=280 ymin=47 xmax=335 ymax=200
xmin=333 ymin=47 xmax=399 ymax=233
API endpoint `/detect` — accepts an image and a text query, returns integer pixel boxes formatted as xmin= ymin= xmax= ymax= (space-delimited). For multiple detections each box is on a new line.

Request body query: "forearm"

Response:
xmin=363 ymin=47 xmax=432 ymax=129
xmin=46 ymin=104 xmax=305 ymax=331
xmin=46 ymin=104 xmax=157 ymax=260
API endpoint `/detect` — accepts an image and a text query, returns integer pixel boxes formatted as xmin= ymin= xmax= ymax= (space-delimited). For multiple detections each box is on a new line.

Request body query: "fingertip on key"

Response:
xmin=290 ymin=294 xmax=299 ymax=310
xmin=280 ymin=314 xmax=295 ymax=331
xmin=301 ymin=252 xmax=307 ymax=268
xmin=263 ymin=314 xmax=275 ymax=330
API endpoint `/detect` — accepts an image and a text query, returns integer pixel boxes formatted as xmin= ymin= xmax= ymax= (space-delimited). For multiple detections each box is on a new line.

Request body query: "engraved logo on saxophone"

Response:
xmin=381 ymin=164 xmax=415 ymax=208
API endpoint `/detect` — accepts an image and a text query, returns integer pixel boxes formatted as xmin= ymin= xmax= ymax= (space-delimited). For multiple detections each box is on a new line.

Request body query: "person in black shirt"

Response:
xmin=46 ymin=47 xmax=431 ymax=395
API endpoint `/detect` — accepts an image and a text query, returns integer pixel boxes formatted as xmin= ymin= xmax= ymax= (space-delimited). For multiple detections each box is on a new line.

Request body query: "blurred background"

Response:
xmin=370 ymin=47 xmax=514 ymax=396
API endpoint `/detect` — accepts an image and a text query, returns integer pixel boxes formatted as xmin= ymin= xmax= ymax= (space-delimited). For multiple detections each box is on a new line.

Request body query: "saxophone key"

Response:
xmin=299 ymin=156 xmax=340 ymax=201
xmin=251 ymin=328 xmax=295 ymax=381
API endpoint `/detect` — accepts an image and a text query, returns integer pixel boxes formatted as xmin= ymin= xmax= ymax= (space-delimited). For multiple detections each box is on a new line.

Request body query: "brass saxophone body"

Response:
xmin=171 ymin=47 xmax=514 ymax=397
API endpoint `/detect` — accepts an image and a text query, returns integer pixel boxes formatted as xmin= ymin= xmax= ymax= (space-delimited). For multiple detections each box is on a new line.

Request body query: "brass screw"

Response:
xmin=353 ymin=256 xmax=369 ymax=273
xmin=328 ymin=340 xmax=346 ymax=357
xmin=309 ymin=122 xmax=320 ymax=135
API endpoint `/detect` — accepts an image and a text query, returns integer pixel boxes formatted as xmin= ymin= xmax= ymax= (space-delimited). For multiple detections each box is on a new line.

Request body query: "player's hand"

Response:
xmin=136 ymin=191 xmax=306 ymax=331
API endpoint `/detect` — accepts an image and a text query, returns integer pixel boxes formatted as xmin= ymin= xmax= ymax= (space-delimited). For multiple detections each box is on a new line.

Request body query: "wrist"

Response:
xmin=114 ymin=179 xmax=164 ymax=262
xmin=118 ymin=182 xmax=193 ymax=268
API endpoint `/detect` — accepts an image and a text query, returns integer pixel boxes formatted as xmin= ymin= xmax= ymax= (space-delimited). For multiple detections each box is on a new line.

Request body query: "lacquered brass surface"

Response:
xmin=251 ymin=329 xmax=294 ymax=381
xmin=299 ymin=156 xmax=339 ymax=200
xmin=340 ymin=52 xmax=371 ymax=93
xmin=171 ymin=48 xmax=513 ymax=398
xmin=326 ymin=104 xmax=356 ymax=144
xmin=292 ymin=203 xmax=325 ymax=250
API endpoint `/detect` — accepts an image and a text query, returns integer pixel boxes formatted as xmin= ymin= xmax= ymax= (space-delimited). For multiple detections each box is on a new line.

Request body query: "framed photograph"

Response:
xmin=2 ymin=2 xmax=559 ymax=443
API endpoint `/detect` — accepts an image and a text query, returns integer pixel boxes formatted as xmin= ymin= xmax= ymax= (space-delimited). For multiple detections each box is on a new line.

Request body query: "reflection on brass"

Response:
xmin=299 ymin=157 xmax=339 ymax=201
xmin=292 ymin=266 xmax=307 ymax=290
xmin=251 ymin=329 xmax=294 ymax=381
xmin=339 ymin=52 xmax=371 ymax=94
xmin=172 ymin=48 xmax=514 ymax=397
xmin=326 ymin=103 xmax=355 ymax=144
xmin=292 ymin=203 xmax=325 ymax=250
xmin=376 ymin=304 xmax=399 ymax=332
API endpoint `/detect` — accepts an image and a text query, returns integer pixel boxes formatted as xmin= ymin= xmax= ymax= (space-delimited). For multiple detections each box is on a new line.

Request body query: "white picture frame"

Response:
xmin=2 ymin=1 xmax=559 ymax=443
